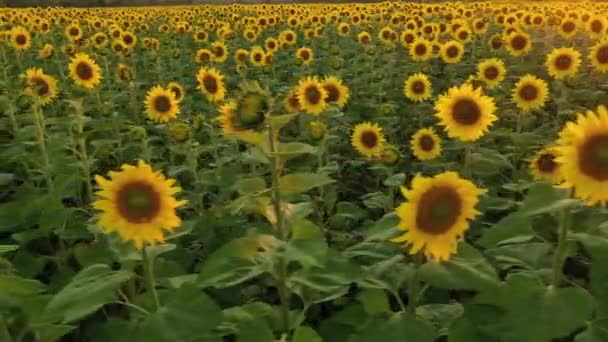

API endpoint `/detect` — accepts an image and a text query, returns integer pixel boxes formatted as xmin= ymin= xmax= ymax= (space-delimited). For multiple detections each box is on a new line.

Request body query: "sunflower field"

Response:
xmin=1 ymin=1 xmax=608 ymax=341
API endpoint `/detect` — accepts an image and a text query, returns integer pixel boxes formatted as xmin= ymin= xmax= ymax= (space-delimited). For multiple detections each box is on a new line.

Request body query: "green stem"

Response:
xmin=74 ymin=108 xmax=92 ymax=204
xmin=552 ymin=208 xmax=572 ymax=287
xmin=142 ymin=246 xmax=161 ymax=310
xmin=267 ymin=122 xmax=291 ymax=334
xmin=0 ymin=316 xmax=12 ymax=342
xmin=33 ymin=103 xmax=54 ymax=193
xmin=407 ymin=254 xmax=423 ymax=314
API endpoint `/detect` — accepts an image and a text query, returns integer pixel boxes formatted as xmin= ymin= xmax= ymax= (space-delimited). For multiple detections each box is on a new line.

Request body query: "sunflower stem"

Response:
xmin=552 ymin=207 xmax=572 ymax=287
xmin=267 ymin=120 xmax=291 ymax=335
xmin=142 ymin=246 xmax=161 ymax=310
xmin=0 ymin=315 xmax=12 ymax=342
xmin=72 ymin=102 xmax=93 ymax=204
xmin=407 ymin=254 xmax=423 ymax=314
xmin=33 ymin=102 xmax=54 ymax=193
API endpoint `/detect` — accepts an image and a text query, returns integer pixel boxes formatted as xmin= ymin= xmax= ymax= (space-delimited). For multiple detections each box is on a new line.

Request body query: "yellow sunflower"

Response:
xmin=24 ymin=68 xmax=58 ymax=106
xmin=409 ymin=38 xmax=432 ymax=62
xmin=249 ymin=46 xmax=267 ymax=67
xmin=196 ymin=67 xmax=226 ymax=103
xmin=440 ymin=40 xmax=465 ymax=64
xmin=477 ymin=58 xmax=506 ymax=89
xmin=357 ymin=31 xmax=372 ymax=44
xmin=589 ymin=39 xmax=608 ymax=73
xmin=545 ymin=47 xmax=581 ymax=80
xmin=321 ymin=75 xmax=349 ymax=108
xmin=38 ymin=43 xmax=54 ymax=60
xmin=92 ymin=32 xmax=108 ymax=48
xmin=512 ymin=74 xmax=549 ymax=113
xmin=235 ymin=48 xmax=249 ymax=65
xmin=529 ymin=147 xmax=564 ymax=185
xmin=68 ymin=52 xmax=102 ymax=89
xmin=558 ymin=19 xmax=578 ymax=39
xmin=264 ymin=37 xmax=279 ymax=53
xmin=411 ymin=128 xmax=442 ymax=161
xmin=144 ymin=85 xmax=180 ymax=122
xmin=404 ymin=73 xmax=432 ymax=102
xmin=195 ymin=48 xmax=213 ymax=64
xmin=10 ymin=26 xmax=31 ymax=50
xmin=434 ymin=84 xmax=497 ymax=142
xmin=284 ymin=88 xmax=301 ymax=113
xmin=296 ymin=76 xmax=328 ymax=115
xmin=392 ymin=171 xmax=485 ymax=262
xmin=93 ymin=160 xmax=186 ymax=249
xmin=167 ymin=82 xmax=185 ymax=103
xmin=65 ymin=24 xmax=83 ymax=42
xmin=351 ymin=122 xmax=386 ymax=158
xmin=117 ymin=63 xmax=133 ymax=82
xmin=296 ymin=47 xmax=314 ymax=66
xmin=587 ymin=15 xmax=607 ymax=39
xmin=556 ymin=105 xmax=608 ymax=206
xmin=211 ymin=41 xmax=228 ymax=63
xmin=505 ymin=31 xmax=532 ymax=57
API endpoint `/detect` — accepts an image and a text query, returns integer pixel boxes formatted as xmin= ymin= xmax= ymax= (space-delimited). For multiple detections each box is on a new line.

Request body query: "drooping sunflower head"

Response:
xmin=392 ymin=171 xmax=485 ymax=262
xmin=545 ymin=47 xmax=581 ymax=80
xmin=512 ymin=74 xmax=549 ymax=113
xmin=93 ymin=160 xmax=186 ymax=249
xmin=411 ymin=127 xmax=442 ymax=161
xmin=24 ymin=67 xmax=58 ymax=106
xmin=505 ymin=30 xmax=532 ymax=57
xmin=232 ymin=80 xmax=269 ymax=131
xmin=68 ymin=52 xmax=102 ymax=89
xmin=38 ymin=43 xmax=54 ymax=60
xmin=351 ymin=122 xmax=386 ymax=158
xmin=529 ymin=147 xmax=564 ymax=185
xmin=10 ymin=26 xmax=31 ymax=50
xmin=477 ymin=58 xmax=506 ymax=89
xmin=589 ymin=39 xmax=608 ymax=73
xmin=144 ymin=85 xmax=180 ymax=123
xmin=409 ymin=38 xmax=432 ymax=62
xmin=404 ymin=73 xmax=432 ymax=103
xmin=167 ymin=82 xmax=185 ymax=103
xmin=296 ymin=76 xmax=328 ymax=115
xmin=321 ymin=75 xmax=349 ymax=108
xmin=196 ymin=67 xmax=226 ymax=103
xmin=296 ymin=47 xmax=314 ymax=66
xmin=556 ymin=106 xmax=608 ymax=206
xmin=440 ymin=40 xmax=464 ymax=64
xmin=284 ymin=88 xmax=301 ymax=113
xmin=434 ymin=83 xmax=497 ymax=142
xmin=308 ymin=120 xmax=327 ymax=141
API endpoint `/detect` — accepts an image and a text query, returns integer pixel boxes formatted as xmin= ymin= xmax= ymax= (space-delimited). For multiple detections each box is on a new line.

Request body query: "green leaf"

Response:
xmin=293 ymin=326 xmax=323 ymax=342
xmin=478 ymin=213 xmax=533 ymax=248
xmin=0 ymin=245 xmax=18 ymax=254
xmin=575 ymin=320 xmax=608 ymax=342
xmin=572 ymin=229 xmax=608 ymax=317
xmin=448 ymin=304 xmax=505 ymax=342
xmin=275 ymin=142 xmax=316 ymax=160
xmin=234 ymin=177 xmax=267 ymax=195
xmin=44 ymin=264 xmax=133 ymax=323
xmin=279 ymin=173 xmax=335 ymax=196
xmin=0 ymin=275 xmax=46 ymax=306
xmin=33 ymin=324 xmax=75 ymax=342
xmin=383 ymin=173 xmax=406 ymax=187
xmin=269 ymin=113 xmax=299 ymax=130
xmin=349 ymin=312 xmax=435 ymax=342
xmin=520 ymin=182 xmax=569 ymax=215
xmin=357 ymin=289 xmax=390 ymax=315
xmin=476 ymin=273 xmax=594 ymax=342
xmin=417 ymin=244 xmax=499 ymax=291
xmin=138 ymin=284 xmax=222 ymax=341
xmin=416 ymin=303 xmax=464 ymax=336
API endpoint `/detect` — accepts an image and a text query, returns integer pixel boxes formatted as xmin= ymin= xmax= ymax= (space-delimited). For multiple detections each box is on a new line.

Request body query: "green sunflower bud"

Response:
xmin=169 ymin=122 xmax=190 ymax=142
xmin=308 ymin=121 xmax=327 ymax=141
xmin=380 ymin=103 xmax=396 ymax=116
xmin=380 ymin=145 xmax=400 ymax=166
xmin=129 ymin=126 xmax=147 ymax=140
xmin=234 ymin=80 xmax=270 ymax=130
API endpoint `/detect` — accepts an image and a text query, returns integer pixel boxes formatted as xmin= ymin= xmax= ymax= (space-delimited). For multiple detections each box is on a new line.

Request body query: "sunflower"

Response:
xmin=211 ymin=41 xmax=228 ymax=63
xmin=235 ymin=48 xmax=249 ymax=65
xmin=196 ymin=67 xmax=226 ymax=103
xmin=93 ymin=160 xmax=186 ymax=249
xmin=65 ymin=24 xmax=83 ymax=42
xmin=440 ymin=40 xmax=464 ymax=64
xmin=337 ymin=22 xmax=350 ymax=37
xmin=357 ymin=31 xmax=371 ymax=44
xmin=556 ymin=106 xmax=608 ymax=205
xmin=587 ymin=15 xmax=607 ymax=39
xmin=144 ymin=85 xmax=180 ymax=122
xmin=321 ymin=76 xmax=349 ymax=108
xmin=529 ymin=147 xmax=563 ymax=185
xmin=193 ymin=30 xmax=209 ymax=43
xmin=409 ymin=38 xmax=432 ymax=62
xmin=167 ymin=82 xmax=185 ymax=103
xmin=411 ymin=128 xmax=442 ymax=161
xmin=10 ymin=26 xmax=31 ymax=50
xmin=351 ymin=122 xmax=386 ymax=158
xmin=121 ymin=31 xmax=137 ymax=48
xmin=38 ymin=43 xmax=54 ymax=60
xmin=512 ymin=74 xmax=549 ymax=113
xmin=404 ymin=73 xmax=432 ymax=102
xmin=24 ymin=68 xmax=58 ymax=106
xmin=249 ymin=46 xmax=267 ymax=67
xmin=296 ymin=76 xmax=328 ymax=115
xmin=243 ymin=28 xmax=257 ymax=42
xmin=505 ymin=31 xmax=532 ymax=57
xmin=296 ymin=47 xmax=313 ymax=65
xmin=434 ymin=83 xmax=497 ymax=142
xmin=392 ymin=171 xmax=485 ymax=261
xmin=195 ymin=48 xmax=213 ymax=64
xmin=545 ymin=47 xmax=581 ymax=80
xmin=488 ymin=33 xmax=503 ymax=50
xmin=589 ymin=39 xmax=608 ymax=73
xmin=558 ymin=19 xmax=578 ymax=39
xmin=284 ymin=88 xmax=301 ymax=113
xmin=264 ymin=37 xmax=279 ymax=53
xmin=92 ymin=32 xmax=108 ymax=48
xmin=279 ymin=29 xmax=297 ymax=46
xmin=477 ymin=58 xmax=506 ymax=89
xmin=68 ymin=52 xmax=102 ymax=89
xmin=117 ymin=63 xmax=133 ymax=82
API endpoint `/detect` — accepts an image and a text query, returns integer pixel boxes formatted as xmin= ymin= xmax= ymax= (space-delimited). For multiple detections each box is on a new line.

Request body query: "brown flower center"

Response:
xmin=537 ymin=153 xmax=558 ymax=174
xmin=323 ymin=84 xmax=340 ymax=103
xmin=562 ymin=21 xmax=575 ymax=33
xmin=15 ymin=34 xmax=27 ymax=45
xmin=596 ymin=46 xmax=608 ymax=64
xmin=554 ymin=54 xmax=572 ymax=71
xmin=579 ymin=134 xmax=608 ymax=181
xmin=30 ymin=77 xmax=49 ymax=96
xmin=288 ymin=93 xmax=300 ymax=109
xmin=419 ymin=135 xmax=434 ymax=151
xmin=202 ymin=75 xmax=218 ymax=94
xmin=153 ymin=95 xmax=171 ymax=113
xmin=215 ymin=46 xmax=225 ymax=57
xmin=412 ymin=80 xmax=426 ymax=94
xmin=510 ymin=34 xmax=527 ymax=51
xmin=299 ymin=50 xmax=310 ymax=60
xmin=123 ymin=35 xmax=133 ymax=45
xmin=518 ymin=84 xmax=539 ymax=102
xmin=304 ymin=85 xmax=322 ymax=105
xmin=75 ymin=62 xmax=93 ymax=80
xmin=446 ymin=45 xmax=459 ymax=58
xmin=483 ymin=66 xmax=499 ymax=80
xmin=360 ymin=130 xmax=378 ymax=148
xmin=452 ymin=98 xmax=481 ymax=125
xmin=416 ymin=186 xmax=462 ymax=235
xmin=116 ymin=181 xmax=161 ymax=224
xmin=591 ymin=20 xmax=603 ymax=33
xmin=253 ymin=52 xmax=263 ymax=62
xmin=491 ymin=36 xmax=503 ymax=49
xmin=414 ymin=43 xmax=427 ymax=56
xmin=69 ymin=27 xmax=79 ymax=36
xmin=404 ymin=33 xmax=415 ymax=44
xmin=170 ymin=86 xmax=182 ymax=100
xmin=458 ymin=30 xmax=468 ymax=40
